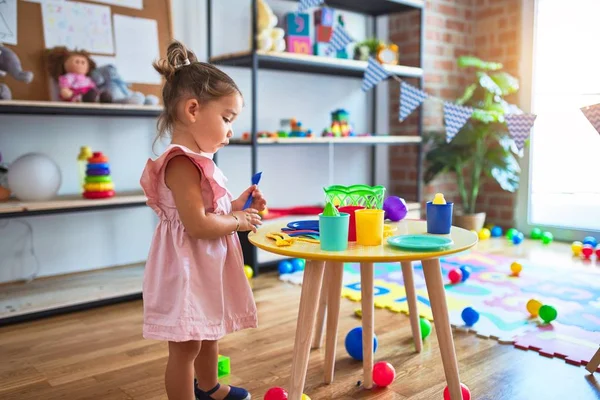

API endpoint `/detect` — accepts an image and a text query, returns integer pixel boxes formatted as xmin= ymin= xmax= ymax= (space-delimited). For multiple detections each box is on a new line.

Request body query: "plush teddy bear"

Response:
xmin=90 ymin=64 xmax=159 ymax=106
xmin=46 ymin=46 xmax=112 ymax=103
xmin=256 ymin=0 xmax=286 ymax=52
xmin=0 ymin=43 xmax=34 ymax=100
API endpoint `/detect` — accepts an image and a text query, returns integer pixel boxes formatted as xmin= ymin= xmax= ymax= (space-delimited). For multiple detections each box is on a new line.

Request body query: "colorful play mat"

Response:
xmin=280 ymin=251 xmax=600 ymax=371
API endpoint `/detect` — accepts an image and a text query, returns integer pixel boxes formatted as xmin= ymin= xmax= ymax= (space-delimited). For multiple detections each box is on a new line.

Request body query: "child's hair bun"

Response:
xmin=153 ymin=40 xmax=198 ymax=81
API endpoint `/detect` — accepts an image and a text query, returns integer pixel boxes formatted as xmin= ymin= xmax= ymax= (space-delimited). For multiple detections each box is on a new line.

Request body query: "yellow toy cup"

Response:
xmin=355 ymin=209 xmax=385 ymax=246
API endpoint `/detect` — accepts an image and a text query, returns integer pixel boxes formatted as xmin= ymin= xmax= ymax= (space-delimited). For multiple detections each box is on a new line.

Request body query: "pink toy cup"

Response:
xmin=338 ymin=205 xmax=365 ymax=241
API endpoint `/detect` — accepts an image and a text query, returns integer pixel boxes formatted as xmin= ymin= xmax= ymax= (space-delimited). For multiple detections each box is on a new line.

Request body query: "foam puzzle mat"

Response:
xmin=279 ymin=251 xmax=600 ymax=371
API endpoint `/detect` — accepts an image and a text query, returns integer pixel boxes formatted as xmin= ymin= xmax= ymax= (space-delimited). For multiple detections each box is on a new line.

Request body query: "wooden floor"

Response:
xmin=0 ymin=239 xmax=599 ymax=399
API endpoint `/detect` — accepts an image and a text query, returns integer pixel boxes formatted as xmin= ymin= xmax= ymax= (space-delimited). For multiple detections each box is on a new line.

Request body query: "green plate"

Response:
xmin=387 ymin=234 xmax=454 ymax=251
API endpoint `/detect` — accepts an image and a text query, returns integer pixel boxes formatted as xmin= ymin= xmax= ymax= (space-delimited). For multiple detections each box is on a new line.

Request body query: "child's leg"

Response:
xmin=194 ymin=340 xmax=226 ymax=396
xmin=166 ymin=340 xmax=202 ymax=400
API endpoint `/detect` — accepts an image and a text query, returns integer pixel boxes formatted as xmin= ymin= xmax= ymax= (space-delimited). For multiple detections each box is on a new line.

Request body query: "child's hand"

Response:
xmin=233 ymin=185 xmax=267 ymax=212
xmin=232 ymin=209 xmax=262 ymax=233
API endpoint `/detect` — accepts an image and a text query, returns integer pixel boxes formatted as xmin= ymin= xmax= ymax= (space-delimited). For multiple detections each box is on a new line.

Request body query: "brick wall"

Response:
xmin=388 ymin=0 xmax=521 ymax=228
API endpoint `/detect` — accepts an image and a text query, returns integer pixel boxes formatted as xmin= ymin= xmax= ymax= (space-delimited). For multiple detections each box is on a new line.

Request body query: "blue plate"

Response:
xmin=387 ymin=234 xmax=454 ymax=251
xmin=287 ymin=220 xmax=320 ymax=231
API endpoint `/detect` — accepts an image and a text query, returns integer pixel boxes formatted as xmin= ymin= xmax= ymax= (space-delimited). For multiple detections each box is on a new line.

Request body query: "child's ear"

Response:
xmin=183 ymin=98 xmax=200 ymax=123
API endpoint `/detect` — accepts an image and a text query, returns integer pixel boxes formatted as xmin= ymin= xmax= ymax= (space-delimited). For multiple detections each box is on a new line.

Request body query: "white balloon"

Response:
xmin=7 ymin=153 xmax=62 ymax=201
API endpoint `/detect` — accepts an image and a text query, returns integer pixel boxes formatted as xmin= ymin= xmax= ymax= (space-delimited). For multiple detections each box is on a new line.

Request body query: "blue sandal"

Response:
xmin=194 ymin=379 xmax=251 ymax=400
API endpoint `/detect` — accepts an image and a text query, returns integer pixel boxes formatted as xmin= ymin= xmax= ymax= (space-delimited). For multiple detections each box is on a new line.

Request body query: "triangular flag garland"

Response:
xmin=297 ymin=0 xmax=324 ymax=13
xmin=361 ymin=57 xmax=391 ymax=92
xmin=444 ymin=102 xmax=474 ymax=143
xmin=399 ymin=81 xmax=429 ymax=122
xmin=505 ymin=113 xmax=537 ymax=151
xmin=580 ymin=103 xmax=600 ymax=136
xmin=327 ymin=26 xmax=354 ymax=55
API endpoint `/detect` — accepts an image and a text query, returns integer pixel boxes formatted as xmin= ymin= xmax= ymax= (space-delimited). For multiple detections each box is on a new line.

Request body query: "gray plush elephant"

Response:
xmin=91 ymin=64 xmax=158 ymax=105
xmin=0 ymin=43 xmax=34 ymax=100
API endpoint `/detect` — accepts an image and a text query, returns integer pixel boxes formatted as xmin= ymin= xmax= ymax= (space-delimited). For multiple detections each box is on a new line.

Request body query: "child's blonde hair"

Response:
xmin=152 ymin=40 xmax=242 ymax=143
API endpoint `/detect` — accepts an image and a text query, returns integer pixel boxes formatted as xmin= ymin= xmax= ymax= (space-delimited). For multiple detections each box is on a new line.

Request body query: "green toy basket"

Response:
xmin=323 ymin=184 xmax=386 ymax=209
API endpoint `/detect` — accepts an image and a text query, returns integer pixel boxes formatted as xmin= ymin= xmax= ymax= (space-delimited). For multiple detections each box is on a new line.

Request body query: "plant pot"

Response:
xmin=453 ymin=212 xmax=486 ymax=232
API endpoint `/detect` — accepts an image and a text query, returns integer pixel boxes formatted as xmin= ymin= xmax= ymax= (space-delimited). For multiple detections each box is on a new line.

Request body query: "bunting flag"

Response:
xmin=505 ymin=113 xmax=537 ymax=151
xmin=361 ymin=57 xmax=391 ymax=92
xmin=297 ymin=0 xmax=324 ymax=13
xmin=444 ymin=102 xmax=473 ymax=142
xmin=399 ymin=81 xmax=429 ymax=122
xmin=327 ymin=26 xmax=354 ymax=55
xmin=580 ymin=103 xmax=600 ymax=136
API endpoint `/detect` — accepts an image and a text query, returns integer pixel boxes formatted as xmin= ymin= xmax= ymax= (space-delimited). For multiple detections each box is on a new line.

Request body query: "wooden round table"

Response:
xmin=249 ymin=218 xmax=478 ymax=400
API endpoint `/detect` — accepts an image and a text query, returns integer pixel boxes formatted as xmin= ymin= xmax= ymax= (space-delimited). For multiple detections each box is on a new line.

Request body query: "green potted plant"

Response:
xmin=423 ymin=56 xmax=523 ymax=231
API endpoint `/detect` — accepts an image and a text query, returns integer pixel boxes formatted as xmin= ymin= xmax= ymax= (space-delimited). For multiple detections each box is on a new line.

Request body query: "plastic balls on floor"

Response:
xmin=491 ymin=226 xmax=503 ymax=237
xmin=459 ymin=265 xmax=471 ymax=282
xmin=478 ymin=228 xmax=491 ymax=240
xmin=301 ymin=395 xmax=311 ymax=400
xmin=244 ymin=265 xmax=254 ymax=279
xmin=290 ymin=258 xmax=305 ymax=272
xmin=510 ymin=261 xmax=522 ymax=277
xmin=512 ymin=231 xmax=524 ymax=245
xmin=571 ymin=241 xmax=583 ymax=257
xmin=443 ymin=383 xmax=471 ymax=400
xmin=582 ymin=245 xmax=594 ymax=259
xmin=373 ymin=361 xmax=396 ymax=387
xmin=583 ymin=236 xmax=598 ymax=248
xmin=530 ymin=227 xmax=542 ymax=239
xmin=264 ymin=387 xmax=288 ymax=399
xmin=448 ymin=268 xmax=463 ymax=284
xmin=526 ymin=299 xmax=543 ymax=317
xmin=420 ymin=317 xmax=432 ymax=340
xmin=461 ymin=307 xmax=480 ymax=326
xmin=541 ymin=231 xmax=553 ymax=245
xmin=345 ymin=327 xmax=378 ymax=361
xmin=278 ymin=260 xmax=294 ymax=275
xmin=539 ymin=304 xmax=558 ymax=323
xmin=506 ymin=228 xmax=518 ymax=239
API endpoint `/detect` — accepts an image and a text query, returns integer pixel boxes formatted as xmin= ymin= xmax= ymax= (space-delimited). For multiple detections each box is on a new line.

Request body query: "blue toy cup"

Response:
xmin=426 ymin=201 xmax=453 ymax=234
xmin=319 ymin=212 xmax=350 ymax=251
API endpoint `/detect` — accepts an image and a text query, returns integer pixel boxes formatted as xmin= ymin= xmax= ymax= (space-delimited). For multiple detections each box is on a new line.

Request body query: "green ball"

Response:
xmin=420 ymin=317 xmax=432 ymax=339
xmin=541 ymin=232 xmax=554 ymax=244
xmin=506 ymin=228 xmax=518 ymax=239
xmin=530 ymin=227 xmax=543 ymax=239
xmin=539 ymin=305 xmax=557 ymax=323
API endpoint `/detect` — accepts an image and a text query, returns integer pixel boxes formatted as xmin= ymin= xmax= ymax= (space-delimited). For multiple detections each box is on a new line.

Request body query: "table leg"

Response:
xmin=324 ymin=261 xmax=344 ymax=384
xmin=422 ymin=258 xmax=463 ymax=400
xmin=288 ymin=260 xmax=326 ymax=400
xmin=401 ymin=261 xmax=422 ymax=353
xmin=586 ymin=347 xmax=600 ymax=373
xmin=311 ymin=265 xmax=329 ymax=350
xmin=360 ymin=262 xmax=374 ymax=389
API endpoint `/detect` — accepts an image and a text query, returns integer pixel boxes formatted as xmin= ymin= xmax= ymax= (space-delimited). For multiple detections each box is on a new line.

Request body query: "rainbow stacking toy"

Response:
xmin=83 ymin=151 xmax=115 ymax=199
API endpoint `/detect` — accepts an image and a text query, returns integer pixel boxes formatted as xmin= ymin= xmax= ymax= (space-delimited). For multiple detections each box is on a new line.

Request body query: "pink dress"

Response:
xmin=139 ymin=144 xmax=258 ymax=342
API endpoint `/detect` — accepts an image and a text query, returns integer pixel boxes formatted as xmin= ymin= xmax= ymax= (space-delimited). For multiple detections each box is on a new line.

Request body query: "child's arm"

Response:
xmin=165 ymin=155 xmax=261 ymax=239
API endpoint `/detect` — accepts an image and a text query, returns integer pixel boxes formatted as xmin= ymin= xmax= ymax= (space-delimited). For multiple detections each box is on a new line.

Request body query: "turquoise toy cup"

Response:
xmin=319 ymin=212 xmax=350 ymax=251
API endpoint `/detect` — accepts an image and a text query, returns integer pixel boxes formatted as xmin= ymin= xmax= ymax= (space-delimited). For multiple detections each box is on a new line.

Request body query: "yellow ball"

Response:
xmin=243 ymin=265 xmax=254 ymax=279
xmin=571 ymin=241 xmax=583 ymax=256
xmin=301 ymin=395 xmax=311 ymax=400
xmin=510 ymin=261 xmax=522 ymax=276
xmin=478 ymin=228 xmax=491 ymax=240
xmin=527 ymin=299 xmax=543 ymax=317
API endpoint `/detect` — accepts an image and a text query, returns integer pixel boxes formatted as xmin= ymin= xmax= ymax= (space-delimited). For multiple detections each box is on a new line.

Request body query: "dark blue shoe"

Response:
xmin=194 ymin=379 xmax=251 ymax=400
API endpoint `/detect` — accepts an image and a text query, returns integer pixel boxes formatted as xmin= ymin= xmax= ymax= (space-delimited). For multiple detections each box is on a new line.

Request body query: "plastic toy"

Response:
xmin=510 ymin=261 xmax=522 ymax=276
xmin=459 ymin=265 xmax=471 ymax=282
xmin=285 ymin=12 xmax=311 ymax=54
xmin=322 ymin=109 xmax=355 ymax=137
xmin=7 ymin=153 xmax=62 ymax=201
xmin=448 ymin=268 xmax=462 ymax=284
xmin=217 ymin=354 xmax=230 ymax=377
xmin=355 ymin=209 xmax=384 ymax=246
xmin=372 ymin=361 xmax=396 ymax=387
xmin=526 ymin=299 xmax=542 ymax=317
xmin=596 ymin=245 xmax=600 ymax=259
xmin=264 ymin=387 xmax=288 ymax=400
xmin=539 ymin=304 xmax=558 ymax=323
xmin=583 ymin=236 xmax=598 ymax=248
xmin=541 ymin=231 xmax=553 ymax=245
xmin=323 ymin=184 xmax=386 ymax=209
xmin=420 ymin=317 xmax=432 ymax=339
xmin=319 ymin=204 xmax=350 ymax=251
xmin=91 ymin=64 xmax=159 ymax=105
xmin=280 ymin=118 xmax=313 ymax=137
xmin=512 ymin=231 xmax=524 ymax=245
xmin=278 ymin=260 xmax=294 ymax=274
xmin=443 ymin=383 xmax=471 ymax=400
xmin=426 ymin=193 xmax=453 ymax=235
xmin=338 ymin=205 xmax=364 ymax=241
xmin=530 ymin=227 xmax=542 ymax=239
xmin=0 ymin=44 xmax=34 ymax=100
xmin=581 ymin=244 xmax=594 ymax=259
xmin=345 ymin=326 xmax=378 ymax=361
xmin=382 ymin=196 xmax=408 ymax=221
xmin=77 ymin=146 xmax=93 ymax=193
xmin=256 ymin=0 xmax=286 ymax=52
xmin=243 ymin=265 xmax=254 ymax=279
xmin=290 ymin=258 xmax=305 ymax=271
xmin=301 ymin=395 xmax=311 ymax=400
xmin=387 ymin=235 xmax=453 ymax=251
xmin=243 ymin=171 xmax=263 ymax=210
xmin=461 ymin=307 xmax=480 ymax=326
xmin=571 ymin=241 xmax=583 ymax=256
xmin=505 ymin=228 xmax=518 ymax=239
xmin=353 ymin=38 xmax=399 ymax=65
xmin=83 ymin=152 xmax=115 ymax=199
xmin=478 ymin=228 xmax=491 ymax=240
xmin=490 ymin=226 xmax=503 ymax=237
xmin=314 ymin=7 xmax=334 ymax=27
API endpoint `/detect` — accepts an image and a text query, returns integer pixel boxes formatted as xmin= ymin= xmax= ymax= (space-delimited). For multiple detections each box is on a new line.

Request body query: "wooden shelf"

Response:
xmin=281 ymin=0 xmax=424 ymax=16
xmin=0 ymin=191 xmax=148 ymax=218
xmin=0 ymin=262 xmax=144 ymax=325
xmin=0 ymin=100 xmax=163 ymax=117
xmin=210 ymin=50 xmax=424 ymax=79
xmin=229 ymin=135 xmax=422 ymax=146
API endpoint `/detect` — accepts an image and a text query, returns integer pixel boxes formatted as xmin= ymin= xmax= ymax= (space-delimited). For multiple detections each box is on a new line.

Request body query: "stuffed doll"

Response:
xmin=0 ymin=43 xmax=34 ymax=100
xmin=255 ymin=0 xmax=286 ymax=52
xmin=90 ymin=64 xmax=159 ymax=106
xmin=46 ymin=46 xmax=112 ymax=103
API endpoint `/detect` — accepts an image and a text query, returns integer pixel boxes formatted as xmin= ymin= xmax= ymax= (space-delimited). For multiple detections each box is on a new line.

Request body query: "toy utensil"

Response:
xmin=243 ymin=171 xmax=263 ymax=210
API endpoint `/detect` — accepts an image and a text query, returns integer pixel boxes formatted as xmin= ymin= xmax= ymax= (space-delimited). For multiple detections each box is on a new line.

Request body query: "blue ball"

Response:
xmin=583 ymin=236 xmax=598 ymax=248
xmin=344 ymin=327 xmax=378 ymax=361
xmin=491 ymin=226 xmax=503 ymax=237
xmin=290 ymin=258 xmax=305 ymax=272
xmin=461 ymin=307 xmax=480 ymax=326
xmin=512 ymin=231 xmax=524 ymax=245
xmin=278 ymin=260 xmax=294 ymax=275
xmin=459 ymin=266 xmax=471 ymax=282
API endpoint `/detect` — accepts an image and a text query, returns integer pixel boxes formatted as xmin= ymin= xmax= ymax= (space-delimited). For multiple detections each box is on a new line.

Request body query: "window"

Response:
xmin=517 ymin=0 xmax=600 ymax=239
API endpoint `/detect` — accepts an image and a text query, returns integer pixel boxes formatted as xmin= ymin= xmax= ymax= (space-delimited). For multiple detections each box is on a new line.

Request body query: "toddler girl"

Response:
xmin=140 ymin=40 xmax=266 ymax=400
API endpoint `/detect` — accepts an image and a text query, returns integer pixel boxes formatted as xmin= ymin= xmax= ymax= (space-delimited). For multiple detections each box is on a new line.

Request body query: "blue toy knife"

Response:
xmin=243 ymin=171 xmax=262 ymax=210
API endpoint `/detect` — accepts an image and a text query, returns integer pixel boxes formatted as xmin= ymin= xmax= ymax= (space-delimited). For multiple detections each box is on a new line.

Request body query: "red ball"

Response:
xmin=582 ymin=244 xmax=594 ymax=259
xmin=595 ymin=245 xmax=600 ymax=258
xmin=443 ymin=383 xmax=471 ymax=400
xmin=448 ymin=268 xmax=463 ymax=284
xmin=373 ymin=361 xmax=396 ymax=387
xmin=264 ymin=387 xmax=288 ymax=400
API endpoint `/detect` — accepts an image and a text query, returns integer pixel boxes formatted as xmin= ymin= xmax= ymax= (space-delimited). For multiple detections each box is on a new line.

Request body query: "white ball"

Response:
xmin=7 ymin=153 xmax=62 ymax=201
